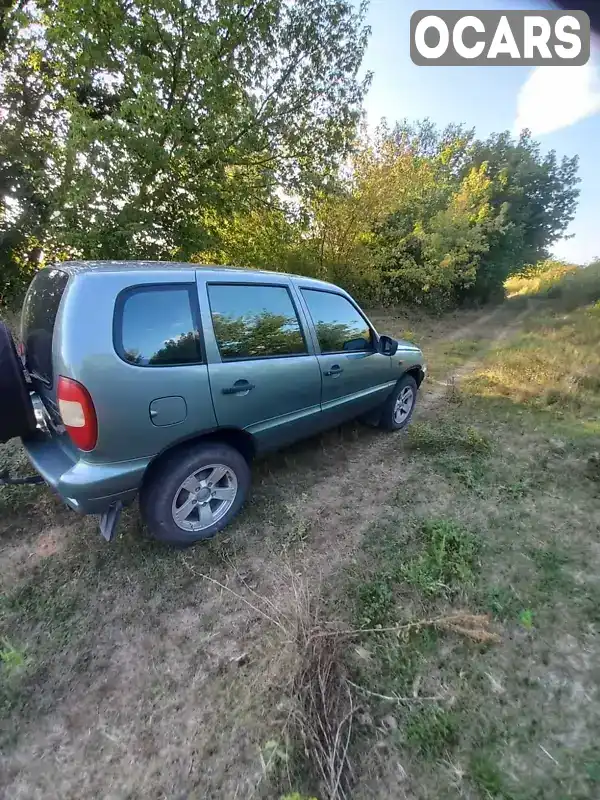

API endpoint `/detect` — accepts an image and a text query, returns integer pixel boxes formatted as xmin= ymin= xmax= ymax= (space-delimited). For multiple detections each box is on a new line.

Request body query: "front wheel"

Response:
xmin=140 ymin=442 xmax=251 ymax=547
xmin=380 ymin=374 xmax=419 ymax=431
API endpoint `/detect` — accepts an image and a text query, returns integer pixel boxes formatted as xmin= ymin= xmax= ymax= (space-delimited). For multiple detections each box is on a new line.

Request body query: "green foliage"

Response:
xmin=356 ymin=576 xmax=395 ymax=628
xmin=506 ymin=257 xmax=578 ymax=298
xmin=0 ymin=3 xmax=580 ymax=311
xmin=540 ymin=259 xmax=600 ymax=311
xmin=402 ymin=519 xmax=479 ymax=598
xmin=470 ymin=751 xmax=509 ymax=797
xmin=306 ymin=121 xmax=580 ymax=309
xmin=0 ymin=640 xmax=27 ymax=675
xmin=1 ymin=0 xmax=369 ymax=300
xmin=519 ymin=609 xmax=534 ymax=631
xmin=465 ymin=131 xmax=580 ymax=303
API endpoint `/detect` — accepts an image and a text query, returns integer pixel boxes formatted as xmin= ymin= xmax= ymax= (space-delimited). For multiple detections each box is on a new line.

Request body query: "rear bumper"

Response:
xmin=22 ymin=430 xmax=149 ymax=514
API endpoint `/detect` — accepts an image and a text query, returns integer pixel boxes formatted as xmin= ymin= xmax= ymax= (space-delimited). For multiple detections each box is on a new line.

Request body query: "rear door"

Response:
xmin=203 ymin=281 xmax=322 ymax=451
xmin=298 ymin=288 xmax=395 ymax=423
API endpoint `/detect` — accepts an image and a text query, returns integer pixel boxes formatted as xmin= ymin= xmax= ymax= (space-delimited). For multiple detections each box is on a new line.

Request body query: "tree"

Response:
xmin=465 ymin=130 xmax=580 ymax=301
xmin=310 ymin=122 xmax=580 ymax=309
xmin=0 ymin=0 xmax=370 ymax=300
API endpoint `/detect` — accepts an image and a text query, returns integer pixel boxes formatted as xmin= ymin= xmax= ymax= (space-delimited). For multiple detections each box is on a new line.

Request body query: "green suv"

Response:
xmin=0 ymin=262 xmax=425 ymax=546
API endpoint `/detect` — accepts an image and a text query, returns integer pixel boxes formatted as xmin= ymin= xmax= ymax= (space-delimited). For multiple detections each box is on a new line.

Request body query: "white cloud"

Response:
xmin=514 ymin=60 xmax=600 ymax=136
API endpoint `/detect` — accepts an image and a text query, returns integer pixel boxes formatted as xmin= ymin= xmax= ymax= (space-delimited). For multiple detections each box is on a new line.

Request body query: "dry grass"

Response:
xmin=292 ymin=623 xmax=355 ymax=800
xmin=462 ymin=302 xmax=600 ymax=418
xmin=505 ymin=260 xmax=577 ymax=298
xmin=506 ymin=259 xmax=600 ymax=311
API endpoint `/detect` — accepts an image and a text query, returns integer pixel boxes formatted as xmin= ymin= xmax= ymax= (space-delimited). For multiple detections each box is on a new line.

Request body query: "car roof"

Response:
xmin=57 ymin=260 xmax=339 ymax=291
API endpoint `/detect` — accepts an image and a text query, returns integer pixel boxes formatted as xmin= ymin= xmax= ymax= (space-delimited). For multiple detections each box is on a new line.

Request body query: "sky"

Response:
xmin=360 ymin=0 xmax=600 ymax=264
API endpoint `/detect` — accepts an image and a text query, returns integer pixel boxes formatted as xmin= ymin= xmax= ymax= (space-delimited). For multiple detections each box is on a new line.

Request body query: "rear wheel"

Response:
xmin=0 ymin=322 xmax=36 ymax=444
xmin=380 ymin=374 xmax=418 ymax=431
xmin=140 ymin=442 xmax=251 ymax=547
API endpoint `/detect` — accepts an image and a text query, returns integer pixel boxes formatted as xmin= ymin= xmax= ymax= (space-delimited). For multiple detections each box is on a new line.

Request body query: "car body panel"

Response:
xmin=208 ymin=356 xmax=323 ymax=452
xmin=23 ymin=428 xmax=148 ymax=513
xmin=197 ymin=273 xmax=324 ymax=451
xmin=292 ymin=281 xmax=396 ymax=423
xmin=19 ymin=261 xmax=426 ymax=524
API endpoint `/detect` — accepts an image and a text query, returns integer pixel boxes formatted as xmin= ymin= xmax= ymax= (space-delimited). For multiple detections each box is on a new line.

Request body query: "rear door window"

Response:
xmin=21 ymin=267 xmax=69 ymax=386
xmin=208 ymin=283 xmax=307 ymax=360
xmin=301 ymin=289 xmax=373 ymax=353
xmin=116 ymin=285 xmax=202 ymax=366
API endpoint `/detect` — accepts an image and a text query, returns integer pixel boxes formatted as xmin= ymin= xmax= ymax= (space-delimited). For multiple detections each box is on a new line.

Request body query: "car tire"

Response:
xmin=140 ymin=442 xmax=251 ymax=547
xmin=380 ymin=374 xmax=419 ymax=431
xmin=0 ymin=321 xmax=36 ymax=445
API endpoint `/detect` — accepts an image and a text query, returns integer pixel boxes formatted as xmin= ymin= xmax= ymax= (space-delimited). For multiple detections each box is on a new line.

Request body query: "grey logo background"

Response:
xmin=410 ymin=10 xmax=590 ymax=66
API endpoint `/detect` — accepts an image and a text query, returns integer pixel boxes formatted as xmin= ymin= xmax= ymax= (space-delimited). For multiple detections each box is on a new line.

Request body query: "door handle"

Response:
xmin=222 ymin=380 xmax=255 ymax=395
xmin=324 ymin=365 xmax=344 ymax=377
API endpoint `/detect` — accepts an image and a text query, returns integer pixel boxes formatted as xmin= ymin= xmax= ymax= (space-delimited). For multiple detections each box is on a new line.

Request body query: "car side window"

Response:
xmin=116 ymin=285 xmax=202 ymax=366
xmin=208 ymin=283 xmax=307 ymax=360
xmin=301 ymin=289 xmax=373 ymax=354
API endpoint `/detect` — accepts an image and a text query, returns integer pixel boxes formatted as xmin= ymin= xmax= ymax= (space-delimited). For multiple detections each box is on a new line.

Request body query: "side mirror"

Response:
xmin=378 ymin=335 xmax=398 ymax=356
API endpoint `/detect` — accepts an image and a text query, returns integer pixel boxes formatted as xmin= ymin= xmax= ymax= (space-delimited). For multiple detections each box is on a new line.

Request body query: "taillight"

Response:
xmin=57 ymin=376 xmax=98 ymax=451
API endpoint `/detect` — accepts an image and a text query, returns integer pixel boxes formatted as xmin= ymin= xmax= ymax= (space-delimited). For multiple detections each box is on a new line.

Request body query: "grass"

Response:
xmin=2 ymin=273 xmax=600 ymax=799
xmin=407 ymin=419 xmax=492 ymax=455
xmin=506 ymin=260 xmax=600 ymax=311
xmin=405 ymin=708 xmax=461 ymax=757
xmin=0 ymin=640 xmax=27 ymax=674
xmin=401 ymin=519 xmax=479 ymax=598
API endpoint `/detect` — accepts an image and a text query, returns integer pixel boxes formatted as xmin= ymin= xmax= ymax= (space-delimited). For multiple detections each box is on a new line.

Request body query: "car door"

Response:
xmin=202 ymin=281 xmax=323 ymax=452
xmin=298 ymin=287 xmax=395 ymax=423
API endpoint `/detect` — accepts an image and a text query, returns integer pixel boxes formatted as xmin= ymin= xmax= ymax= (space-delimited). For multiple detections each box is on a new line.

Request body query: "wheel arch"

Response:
xmin=141 ymin=427 xmax=256 ymax=488
xmin=403 ymin=365 xmax=425 ymax=387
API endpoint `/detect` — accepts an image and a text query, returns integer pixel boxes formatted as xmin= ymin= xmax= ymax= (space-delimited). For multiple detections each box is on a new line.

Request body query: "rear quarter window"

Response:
xmin=21 ymin=267 xmax=69 ymax=387
xmin=115 ymin=285 xmax=202 ymax=366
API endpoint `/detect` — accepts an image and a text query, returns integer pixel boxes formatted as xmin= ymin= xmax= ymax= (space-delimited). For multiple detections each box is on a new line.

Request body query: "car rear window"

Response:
xmin=21 ymin=267 xmax=69 ymax=387
xmin=115 ymin=285 xmax=202 ymax=366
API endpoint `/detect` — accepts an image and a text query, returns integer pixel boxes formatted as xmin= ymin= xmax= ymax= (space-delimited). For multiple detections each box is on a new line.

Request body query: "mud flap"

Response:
xmin=98 ymin=500 xmax=123 ymax=542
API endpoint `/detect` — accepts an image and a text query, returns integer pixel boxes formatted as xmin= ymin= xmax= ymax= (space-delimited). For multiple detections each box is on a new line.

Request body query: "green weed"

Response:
xmin=519 ymin=609 xmax=534 ymax=630
xmin=356 ymin=576 xmax=395 ymax=628
xmin=402 ymin=519 xmax=479 ymax=598
xmin=405 ymin=708 xmax=460 ymax=758
xmin=530 ymin=545 xmax=572 ymax=594
xmin=435 ymin=452 xmax=488 ymax=491
xmin=500 ymin=478 xmax=532 ymax=500
xmin=486 ymin=586 xmax=522 ymax=620
xmin=470 ymin=750 xmax=510 ymax=797
xmin=407 ymin=420 xmax=491 ymax=456
xmin=0 ymin=640 xmax=27 ymax=675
